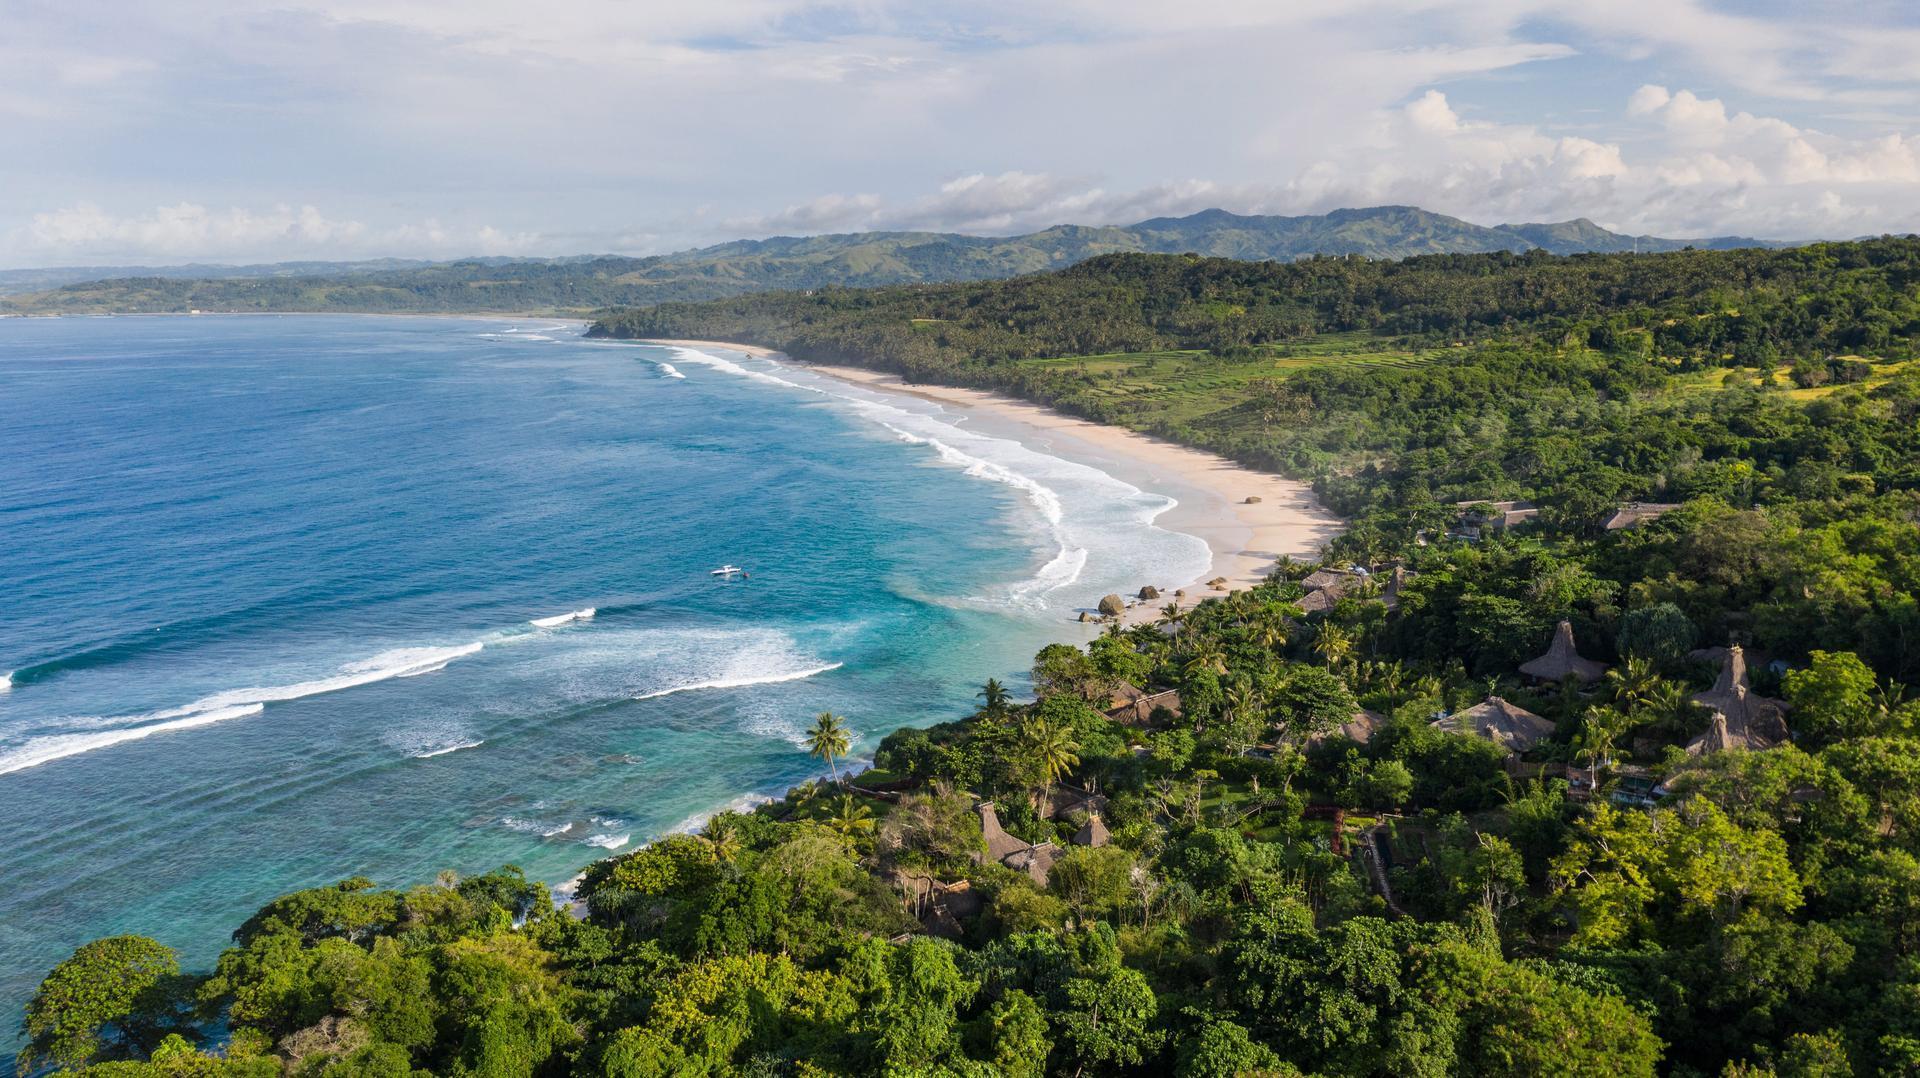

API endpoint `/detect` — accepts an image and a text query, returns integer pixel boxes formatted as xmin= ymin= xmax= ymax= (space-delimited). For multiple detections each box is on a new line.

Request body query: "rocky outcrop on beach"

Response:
xmin=1098 ymin=594 xmax=1126 ymax=616
xmin=1138 ymin=585 xmax=1160 ymax=600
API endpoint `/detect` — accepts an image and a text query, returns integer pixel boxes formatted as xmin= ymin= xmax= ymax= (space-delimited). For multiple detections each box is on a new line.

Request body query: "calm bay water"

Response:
xmin=0 ymin=315 xmax=1208 ymax=1050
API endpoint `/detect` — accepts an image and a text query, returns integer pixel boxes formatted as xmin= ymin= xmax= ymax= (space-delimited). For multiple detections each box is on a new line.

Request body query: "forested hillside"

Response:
xmin=22 ymin=240 xmax=1920 ymax=1077
xmin=1 ymin=207 xmax=1769 ymax=316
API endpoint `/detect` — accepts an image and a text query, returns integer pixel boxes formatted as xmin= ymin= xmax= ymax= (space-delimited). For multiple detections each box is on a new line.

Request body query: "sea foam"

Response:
xmin=0 ymin=704 xmax=265 ymax=776
xmin=0 ymin=642 xmax=485 ymax=777
xmin=654 ymin=345 xmax=1208 ymax=611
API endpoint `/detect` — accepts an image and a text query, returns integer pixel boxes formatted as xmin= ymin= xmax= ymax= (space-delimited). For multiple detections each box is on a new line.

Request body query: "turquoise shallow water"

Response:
xmin=0 ymin=315 xmax=1209 ymax=1053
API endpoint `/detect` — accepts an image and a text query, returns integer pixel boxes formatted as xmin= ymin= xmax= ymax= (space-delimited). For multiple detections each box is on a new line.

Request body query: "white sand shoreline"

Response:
xmin=639 ymin=339 xmax=1344 ymax=623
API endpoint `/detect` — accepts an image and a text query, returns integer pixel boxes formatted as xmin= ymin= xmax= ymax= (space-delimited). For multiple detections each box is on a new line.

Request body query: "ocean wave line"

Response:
xmin=413 ymin=740 xmax=485 ymax=759
xmin=0 ymin=704 xmax=265 ymax=777
xmin=0 ymin=642 xmax=485 ymax=778
xmin=531 ymin=608 xmax=596 ymax=629
xmin=632 ymin=661 xmax=843 ymax=701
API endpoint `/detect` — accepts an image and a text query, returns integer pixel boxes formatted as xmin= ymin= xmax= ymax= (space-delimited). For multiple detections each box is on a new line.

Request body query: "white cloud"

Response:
xmin=9 ymin=203 xmax=547 ymax=265
xmin=5 ymin=2 xmax=1920 ymax=264
xmin=1626 ymin=84 xmax=1671 ymax=116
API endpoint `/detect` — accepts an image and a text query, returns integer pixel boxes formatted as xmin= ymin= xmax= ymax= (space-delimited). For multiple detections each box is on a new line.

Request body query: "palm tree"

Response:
xmin=1222 ymin=678 xmax=1259 ymax=724
xmin=1574 ymin=705 xmax=1631 ymax=790
xmin=1158 ymin=602 xmax=1186 ymax=641
xmin=1182 ymin=637 xmax=1227 ymax=679
xmin=1368 ymin=659 xmax=1408 ymax=704
xmin=704 ymin=815 xmax=743 ymax=862
xmin=1605 ymin=657 xmax=1664 ymax=716
xmin=976 ymin=679 xmax=1011 ymax=722
xmin=1313 ymin=623 xmax=1355 ymax=673
xmin=827 ymin=794 xmax=874 ymax=839
xmin=1642 ymin=679 xmax=1693 ymax=740
xmin=806 ymin=711 xmax=852 ymax=785
xmin=1252 ymin=607 xmax=1291 ymax=653
xmin=1022 ymin=717 xmax=1081 ymax=815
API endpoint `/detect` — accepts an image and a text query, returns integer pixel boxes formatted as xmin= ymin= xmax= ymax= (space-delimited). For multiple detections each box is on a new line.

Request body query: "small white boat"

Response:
xmin=710 ymin=564 xmax=745 ymax=577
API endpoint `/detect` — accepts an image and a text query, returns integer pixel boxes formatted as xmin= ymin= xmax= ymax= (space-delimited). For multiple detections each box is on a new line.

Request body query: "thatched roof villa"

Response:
xmin=1519 ymin=621 xmax=1609 ymax=684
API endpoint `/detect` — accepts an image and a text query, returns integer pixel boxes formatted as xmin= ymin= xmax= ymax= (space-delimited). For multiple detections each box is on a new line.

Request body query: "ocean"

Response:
xmin=0 ymin=314 xmax=1209 ymax=1051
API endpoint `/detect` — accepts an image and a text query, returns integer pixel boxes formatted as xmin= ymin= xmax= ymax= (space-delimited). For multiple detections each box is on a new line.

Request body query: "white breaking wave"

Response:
xmin=502 ymin=816 xmax=575 ymax=838
xmin=0 ymin=671 xmax=10 ymax=693
xmin=0 ymin=704 xmax=264 ymax=776
xmin=531 ymin=608 xmax=596 ymax=629
xmin=585 ymin=832 xmax=631 ymax=849
xmin=656 ymin=363 xmax=685 ymax=379
xmin=669 ymin=347 xmax=827 ymax=394
xmin=633 ymin=661 xmax=843 ymax=701
xmin=0 ymin=642 xmax=485 ymax=777
xmin=666 ymin=792 xmax=776 ymax=837
xmin=881 ymin=422 xmax=1085 ymax=602
xmin=647 ymin=344 xmax=1210 ymax=612
xmin=414 ymin=740 xmax=484 ymax=758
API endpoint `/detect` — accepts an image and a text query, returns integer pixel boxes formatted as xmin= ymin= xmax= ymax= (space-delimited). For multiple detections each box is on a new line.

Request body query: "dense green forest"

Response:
xmin=1 ymin=207 xmax=1765 ymax=316
xmin=21 ymin=240 xmax=1920 ymax=1076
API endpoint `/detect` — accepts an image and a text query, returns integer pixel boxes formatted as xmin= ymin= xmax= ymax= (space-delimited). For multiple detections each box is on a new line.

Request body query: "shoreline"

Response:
xmin=639 ymin=339 xmax=1344 ymax=623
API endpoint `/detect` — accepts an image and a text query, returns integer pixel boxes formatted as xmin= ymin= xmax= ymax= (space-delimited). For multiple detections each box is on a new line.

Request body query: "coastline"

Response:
xmin=639 ymin=339 xmax=1344 ymax=623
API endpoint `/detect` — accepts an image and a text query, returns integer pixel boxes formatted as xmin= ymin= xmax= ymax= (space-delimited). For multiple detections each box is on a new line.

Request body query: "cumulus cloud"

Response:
xmin=9 ymin=203 xmax=547 ymax=265
xmin=5 ymin=1 xmax=1920 ymax=264
xmin=709 ymin=84 xmax=1920 ymax=246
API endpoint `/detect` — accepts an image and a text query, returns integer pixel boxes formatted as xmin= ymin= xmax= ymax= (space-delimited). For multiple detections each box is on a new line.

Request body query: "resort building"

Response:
xmin=1432 ymin=696 xmax=1556 ymax=755
xmin=1519 ymin=620 xmax=1609 ymax=684
xmin=1603 ymin=502 xmax=1682 ymax=531
xmin=976 ymin=801 xmax=1062 ymax=887
xmin=1689 ymin=644 xmax=1790 ymax=749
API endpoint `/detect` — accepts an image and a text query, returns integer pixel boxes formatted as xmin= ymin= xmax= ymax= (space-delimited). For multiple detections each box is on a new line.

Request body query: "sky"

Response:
xmin=6 ymin=0 xmax=1920 ymax=267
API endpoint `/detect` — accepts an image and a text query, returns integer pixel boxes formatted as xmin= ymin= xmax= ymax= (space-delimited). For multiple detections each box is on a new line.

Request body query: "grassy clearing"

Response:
xmin=1015 ymin=333 xmax=1445 ymax=428
xmin=1663 ymin=354 xmax=1918 ymax=400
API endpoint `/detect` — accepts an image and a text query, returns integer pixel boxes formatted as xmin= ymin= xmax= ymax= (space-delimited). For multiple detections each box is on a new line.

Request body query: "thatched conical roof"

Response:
xmin=1696 ymin=644 xmax=1750 ymax=701
xmin=1686 ymin=711 xmax=1750 ymax=756
xmin=1434 ymin=696 xmax=1556 ymax=753
xmin=1519 ymin=621 xmax=1609 ymax=683
xmin=1072 ymin=814 xmax=1110 ymax=848
xmin=1382 ymin=566 xmax=1413 ymax=609
xmin=976 ymin=802 xmax=1029 ymax=863
xmin=1310 ymin=708 xmax=1390 ymax=748
xmin=1692 ymin=647 xmax=1790 ymax=746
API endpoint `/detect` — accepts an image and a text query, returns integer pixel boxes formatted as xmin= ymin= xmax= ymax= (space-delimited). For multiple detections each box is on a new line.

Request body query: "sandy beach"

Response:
xmin=641 ymin=340 xmax=1344 ymax=624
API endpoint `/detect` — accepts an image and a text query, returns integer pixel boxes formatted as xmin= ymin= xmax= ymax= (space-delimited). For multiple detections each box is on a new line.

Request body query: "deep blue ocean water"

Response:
xmin=0 ymin=315 xmax=1209 ymax=1053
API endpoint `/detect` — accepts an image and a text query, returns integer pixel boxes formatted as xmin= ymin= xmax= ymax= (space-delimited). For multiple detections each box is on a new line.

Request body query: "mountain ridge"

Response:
xmin=1 ymin=206 xmax=1790 ymax=315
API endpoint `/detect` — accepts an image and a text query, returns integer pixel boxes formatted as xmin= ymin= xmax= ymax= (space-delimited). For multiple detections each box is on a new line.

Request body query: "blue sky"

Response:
xmin=5 ymin=0 xmax=1920 ymax=266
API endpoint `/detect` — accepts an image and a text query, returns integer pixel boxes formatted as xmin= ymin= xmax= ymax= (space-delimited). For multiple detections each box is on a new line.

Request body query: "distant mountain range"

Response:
xmin=0 ymin=206 xmax=1786 ymax=316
